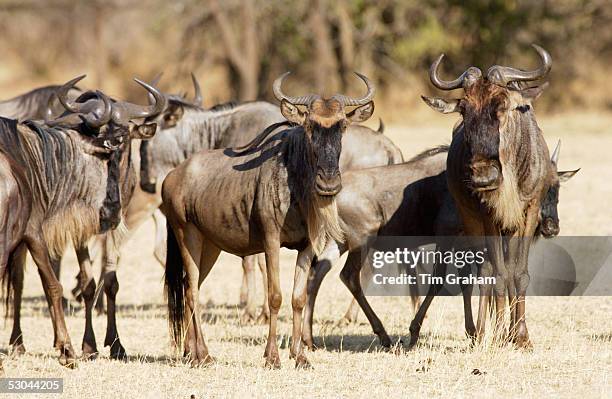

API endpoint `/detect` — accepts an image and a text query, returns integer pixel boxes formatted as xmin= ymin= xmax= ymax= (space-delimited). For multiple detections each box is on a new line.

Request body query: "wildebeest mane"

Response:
xmin=0 ymin=117 xmax=113 ymax=256
xmin=209 ymin=101 xmax=238 ymax=111
xmin=280 ymin=122 xmax=344 ymax=254
xmin=407 ymin=145 xmax=449 ymax=163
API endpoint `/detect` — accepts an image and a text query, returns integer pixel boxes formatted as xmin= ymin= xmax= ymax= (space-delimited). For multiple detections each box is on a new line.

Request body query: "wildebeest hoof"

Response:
xmin=379 ymin=335 xmax=392 ymax=349
xmin=515 ymin=336 xmax=533 ymax=351
xmin=294 ymin=354 xmax=311 ymax=369
xmin=109 ymin=341 xmax=127 ymax=360
xmin=240 ymin=311 xmax=257 ymax=325
xmin=335 ymin=316 xmax=353 ymax=328
xmin=10 ymin=343 xmax=26 ymax=356
xmin=255 ymin=311 xmax=269 ymax=325
xmin=59 ymin=345 xmax=77 ymax=369
xmin=264 ymin=353 xmax=281 ymax=369
xmin=302 ymin=337 xmax=318 ymax=351
xmin=81 ymin=343 xmax=98 ymax=361
xmin=191 ymin=354 xmax=215 ymax=368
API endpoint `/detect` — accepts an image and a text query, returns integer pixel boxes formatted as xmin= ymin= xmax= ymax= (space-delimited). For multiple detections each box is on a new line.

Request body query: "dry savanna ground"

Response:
xmin=0 ymin=112 xmax=611 ymax=398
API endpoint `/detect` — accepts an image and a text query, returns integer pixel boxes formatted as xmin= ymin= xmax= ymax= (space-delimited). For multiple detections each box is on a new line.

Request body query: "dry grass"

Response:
xmin=1 ymin=113 xmax=611 ymax=398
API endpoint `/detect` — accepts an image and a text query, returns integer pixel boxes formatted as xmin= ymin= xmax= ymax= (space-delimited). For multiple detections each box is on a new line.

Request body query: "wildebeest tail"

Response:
xmin=164 ymin=221 xmax=186 ymax=348
xmin=2 ymin=245 xmax=25 ymax=321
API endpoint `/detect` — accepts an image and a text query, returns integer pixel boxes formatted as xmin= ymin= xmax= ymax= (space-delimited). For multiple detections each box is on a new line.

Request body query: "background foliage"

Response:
xmin=0 ymin=0 xmax=610 ymax=119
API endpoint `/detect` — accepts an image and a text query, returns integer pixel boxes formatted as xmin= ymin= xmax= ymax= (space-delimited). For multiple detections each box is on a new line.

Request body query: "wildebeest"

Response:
xmin=0 ymin=76 xmax=163 ymax=365
xmin=302 ymin=141 xmax=577 ymax=350
xmin=163 ymin=72 xmax=375 ymax=368
xmin=422 ymin=44 xmax=556 ymax=347
xmin=115 ymin=74 xmax=403 ymax=326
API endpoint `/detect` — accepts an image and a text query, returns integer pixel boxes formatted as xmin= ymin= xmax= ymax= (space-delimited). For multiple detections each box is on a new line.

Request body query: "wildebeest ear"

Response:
xmin=280 ymin=99 xmax=306 ymax=125
xmin=347 ymin=101 xmax=374 ymax=123
xmin=129 ymin=122 xmax=157 ymax=139
xmin=521 ymin=82 xmax=549 ymax=102
xmin=163 ymin=103 xmax=184 ymax=128
xmin=421 ymin=96 xmax=460 ymax=114
xmin=558 ymin=168 xmax=580 ymax=183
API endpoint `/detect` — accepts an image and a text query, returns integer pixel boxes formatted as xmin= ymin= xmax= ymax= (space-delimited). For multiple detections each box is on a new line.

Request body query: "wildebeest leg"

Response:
xmin=240 ymin=255 xmax=258 ymax=324
xmin=152 ymin=209 xmax=167 ymax=266
xmin=263 ymin=236 xmax=282 ymax=369
xmin=459 ymin=265 xmax=476 ymax=341
xmin=408 ymin=269 xmax=421 ymax=316
xmin=483 ymin=221 xmax=506 ymax=344
xmin=505 ymin=233 xmax=521 ymax=343
xmin=340 ymin=251 xmax=391 ymax=348
xmin=94 ymin=260 xmax=106 ymax=314
xmin=8 ymin=243 xmax=27 ymax=355
xmin=290 ymin=246 xmax=314 ymax=368
xmin=75 ymin=243 xmax=98 ymax=359
xmin=26 ymin=237 xmax=76 ymax=368
xmin=192 ymin=237 xmax=221 ymax=365
xmin=256 ymin=253 xmax=269 ymax=324
xmin=239 ymin=259 xmax=249 ymax=307
xmin=513 ymin=204 xmax=539 ymax=349
xmin=102 ymin=231 xmax=126 ymax=359
xmin=408 ymin=256 xmax=447 ymax=349
xmin=302 ymin=240 xmax=341 ymax=349
xmin=171 ymin=222 xmax=213 ymax=365
xmin=339 ymin=299 xmax=360 ymax=326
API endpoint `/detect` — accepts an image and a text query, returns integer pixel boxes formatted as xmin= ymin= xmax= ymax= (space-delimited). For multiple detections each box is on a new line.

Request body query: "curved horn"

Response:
xmin=113 ymin=78 xmax=166 ymax=123
xmin=551 ymin=139 xmax=561 ymax=165
xmin=79 ymin=91 xmax=112 ymax=128
xmin=332 ymin=72 xmax=375 ymax=106
xmin=56 ymin=75 xmax=87 ymax=113
xmin=191 ymin=73 xmax=203 ymax=106
xmin=429 ymin=54 xmax=483 ymax=90
xmin=272 ymin=72 xmax=318 ymax=105
xmin=147 ymin=72 xmax=164 ymax=105
xmin=487 ymin=44 xmax=552 ymax=86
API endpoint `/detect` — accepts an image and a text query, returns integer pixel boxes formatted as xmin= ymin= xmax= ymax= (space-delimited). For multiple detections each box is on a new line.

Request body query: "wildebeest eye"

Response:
xmin=516 ymin=104 xmax=530 ymax=113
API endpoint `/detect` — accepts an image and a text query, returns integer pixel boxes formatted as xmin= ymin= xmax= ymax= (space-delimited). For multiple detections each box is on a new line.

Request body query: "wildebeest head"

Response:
xmin=45 ymin=75 xmax=164 ymax=231
xmin=538 ymin=140 xmax=580 ymax=238
xmin=143 ymin=73 xmax=203 ymax=129
xmin=46 ymin=74 xmax=164 ymax=151
xmin=273 ymin=72 xmax=375 ymax=196
xmin=422 ymin=44 xmax=552 ymax=192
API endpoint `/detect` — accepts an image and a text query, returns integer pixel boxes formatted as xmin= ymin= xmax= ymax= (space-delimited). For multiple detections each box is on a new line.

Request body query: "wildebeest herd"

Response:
xmin=0 ymin=44 xmax=579 ymax=370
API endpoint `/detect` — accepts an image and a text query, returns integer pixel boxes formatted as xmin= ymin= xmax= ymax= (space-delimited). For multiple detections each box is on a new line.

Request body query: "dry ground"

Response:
xmin=1 ymin=113 xmax=611 ymax=398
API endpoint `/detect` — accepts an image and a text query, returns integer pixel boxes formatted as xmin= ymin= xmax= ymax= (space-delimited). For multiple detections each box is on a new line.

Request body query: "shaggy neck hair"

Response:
xmin=281 ymin=126 xmax=344 ymax=255
xmin=461 ymin=82 xmax=546 ymax=231
xmin=0 ymin=118 xmax=121 ymax=256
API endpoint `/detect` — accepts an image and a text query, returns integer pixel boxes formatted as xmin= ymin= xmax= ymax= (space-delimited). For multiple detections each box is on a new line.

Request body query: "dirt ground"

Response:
xmin=1 ymin=112 xmax=611 ymax=398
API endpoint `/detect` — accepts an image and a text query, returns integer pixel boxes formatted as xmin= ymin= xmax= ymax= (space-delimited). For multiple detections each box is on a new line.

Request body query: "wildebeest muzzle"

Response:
xmin=470 ymin=158 xmax=502 ymax=190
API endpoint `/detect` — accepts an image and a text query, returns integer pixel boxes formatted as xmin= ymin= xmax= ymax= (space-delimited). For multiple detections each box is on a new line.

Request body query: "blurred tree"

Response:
xmin=0 ymin=0 xmax=610 ymax=113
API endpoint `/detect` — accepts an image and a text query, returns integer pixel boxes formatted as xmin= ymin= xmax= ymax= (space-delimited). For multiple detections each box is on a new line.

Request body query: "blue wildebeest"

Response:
xmin=111 ymin=74 xmax=404 ymax=327
xmin=0 ymin=76 xmax=164 ymax=366
xmin=163 ymin=72 xmax=375 ymax=368
xmin=422 ymin=44 xmax=556 ymax=347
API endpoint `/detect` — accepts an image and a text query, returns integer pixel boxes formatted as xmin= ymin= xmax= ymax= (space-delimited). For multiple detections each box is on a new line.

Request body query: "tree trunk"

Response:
xmin=309 ymin=0 xmax=339 ymax=94
xmin=210 ymin=0 xmax=259 ymax=101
